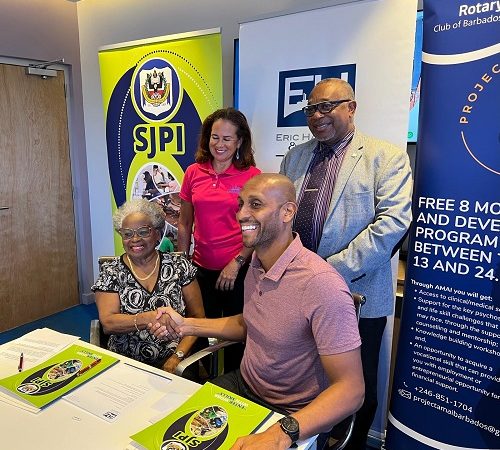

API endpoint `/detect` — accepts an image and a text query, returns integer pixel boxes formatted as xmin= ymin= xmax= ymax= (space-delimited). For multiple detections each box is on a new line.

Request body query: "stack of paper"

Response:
xmin=0 ymin=328 xmax=80 ymax=378
xmin=64 ymin=362 xmax=172 ymax=422
xmin=0 ymin=343 xmax=118 ymax=412
xmin=131 ymin=382 xmax=272 ymax=450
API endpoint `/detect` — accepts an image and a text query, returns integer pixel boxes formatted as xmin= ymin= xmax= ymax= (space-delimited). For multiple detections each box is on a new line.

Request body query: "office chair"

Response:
xmin=89 ymin=256 xmax=119 ymax=348
xmin=91 ymin=253 xmax=189 ymax=348
xmin=174 ymin=292 xmax=366 ymax=403
xmin=327 ymin=292 xmax=366 ymax=450
xmin=174 ymin=293 xmax=366 ymax=448
xmin=91 ymin=253 xmax=221 ymax=379
xmin=174 ymin=338 xmax=236 ymax=379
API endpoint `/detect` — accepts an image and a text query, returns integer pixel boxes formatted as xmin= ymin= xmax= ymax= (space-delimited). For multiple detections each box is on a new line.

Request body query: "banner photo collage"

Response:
xmin=98 ymin=30 xmax=222 ymax=252
xmin=386 ymin=0 xmax=500 ymax=448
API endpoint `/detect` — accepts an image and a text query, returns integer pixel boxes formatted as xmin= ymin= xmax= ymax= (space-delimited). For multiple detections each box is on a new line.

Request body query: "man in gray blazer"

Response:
xmin=280 ymin=78 xmax=412 ymax=449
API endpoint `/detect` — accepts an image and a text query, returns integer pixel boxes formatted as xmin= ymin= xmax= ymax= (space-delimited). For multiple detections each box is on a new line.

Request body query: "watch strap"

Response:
xmin=234 ymin=255 xmax=246 ymax=267
xmin=279 ymin=416 xmax=300 ymax=445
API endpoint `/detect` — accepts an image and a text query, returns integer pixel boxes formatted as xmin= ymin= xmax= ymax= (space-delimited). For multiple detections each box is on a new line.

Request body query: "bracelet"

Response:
xmin=133 ymin=314 xmax=140 ymax=332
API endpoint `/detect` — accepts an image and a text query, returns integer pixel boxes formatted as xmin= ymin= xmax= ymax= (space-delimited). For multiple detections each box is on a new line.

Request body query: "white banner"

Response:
xmin=238 ymin=0 xmax=418 ymax=439
xmin=239 ymin=0 xmax=417 ymax=172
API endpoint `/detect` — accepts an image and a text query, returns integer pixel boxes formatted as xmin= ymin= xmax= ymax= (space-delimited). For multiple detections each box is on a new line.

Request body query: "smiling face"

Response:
xmin=237 ymin=191 xmax=282 ymax=250
xmin=306 ymin=80 xmax=356 ymax=146
xmin=120 ymin=212 xmax=160 ymax=260
xmin=208 ymin=119 xmax=242 ymax=172
xmin=236 ymin=175 xmax=296 ymax=251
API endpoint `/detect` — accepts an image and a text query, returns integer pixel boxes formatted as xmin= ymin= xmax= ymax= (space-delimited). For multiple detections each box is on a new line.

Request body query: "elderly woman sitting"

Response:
xmin=91 ymin=199 xmax=204 ymax=374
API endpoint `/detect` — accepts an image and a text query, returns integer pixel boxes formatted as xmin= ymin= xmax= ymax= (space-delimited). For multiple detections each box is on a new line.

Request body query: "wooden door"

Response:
xmin=0 ymin=64 xmax=79 ymax=331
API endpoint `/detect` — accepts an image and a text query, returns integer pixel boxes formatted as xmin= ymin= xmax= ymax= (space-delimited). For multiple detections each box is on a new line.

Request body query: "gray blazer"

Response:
xmin=280 ymin=130 xmax=412 ymax=318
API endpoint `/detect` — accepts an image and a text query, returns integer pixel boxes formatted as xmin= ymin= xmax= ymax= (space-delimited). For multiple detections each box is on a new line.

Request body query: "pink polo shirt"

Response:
xmin=240 ymin=235 xmax=361 ymax=412
xmin=180 ymin=161 xmax=261 ymax=270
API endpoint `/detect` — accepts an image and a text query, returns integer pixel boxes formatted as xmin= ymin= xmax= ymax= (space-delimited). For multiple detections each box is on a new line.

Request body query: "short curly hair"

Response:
xmin=112 ymin=198 xmax=165 ymax=231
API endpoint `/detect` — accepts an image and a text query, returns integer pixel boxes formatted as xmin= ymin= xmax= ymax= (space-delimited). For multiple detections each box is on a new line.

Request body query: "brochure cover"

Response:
xmin=131 ymin=382 xmax=273 ymax=450
xmin=0 ymin=344 xmax=119 ymax=410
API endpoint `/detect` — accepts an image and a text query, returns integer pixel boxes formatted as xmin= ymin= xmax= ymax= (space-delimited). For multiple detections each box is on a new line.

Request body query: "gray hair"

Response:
xmin=112 ymin=198 xmax=165 ymax=230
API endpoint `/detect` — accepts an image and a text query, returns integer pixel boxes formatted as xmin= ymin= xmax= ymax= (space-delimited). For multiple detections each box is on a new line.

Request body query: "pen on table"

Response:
xmin=18 ymin=353 xmax=24 ymax=372
xmin=76 ymin=358 xmax=101 ymax=377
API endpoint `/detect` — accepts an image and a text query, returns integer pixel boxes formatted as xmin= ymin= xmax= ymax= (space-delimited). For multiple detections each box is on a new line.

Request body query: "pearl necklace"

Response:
xmin=126 ymin=252 xmax=159 ymax=281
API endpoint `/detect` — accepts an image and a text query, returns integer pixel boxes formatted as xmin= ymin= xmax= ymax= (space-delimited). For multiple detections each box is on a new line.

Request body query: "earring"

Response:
xmin=236 ymin=148 xmax=240 ymax=160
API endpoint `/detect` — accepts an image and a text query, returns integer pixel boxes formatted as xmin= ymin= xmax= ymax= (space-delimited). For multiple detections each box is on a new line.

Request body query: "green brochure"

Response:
xmin=0 ymin=344 xmax=119 ymax=410
xmin=131 ymin=382 xmax=273 ymax=450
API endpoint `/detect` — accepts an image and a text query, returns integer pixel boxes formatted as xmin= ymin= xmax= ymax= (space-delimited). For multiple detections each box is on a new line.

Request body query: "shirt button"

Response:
xmin=259 ymin=291 xmax=263 ymax=296
xmin=212 ymin=183 xmax=216 ymax=187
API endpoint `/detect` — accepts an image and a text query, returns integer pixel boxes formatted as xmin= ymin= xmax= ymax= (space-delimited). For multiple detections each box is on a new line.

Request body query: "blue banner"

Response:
xmin=385 ymin=1 xmax=500 ymax=449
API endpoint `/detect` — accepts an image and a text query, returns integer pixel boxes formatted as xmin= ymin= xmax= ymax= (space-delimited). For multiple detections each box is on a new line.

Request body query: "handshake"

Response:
xmin=147 ymin=307 xmax=186 ymax=340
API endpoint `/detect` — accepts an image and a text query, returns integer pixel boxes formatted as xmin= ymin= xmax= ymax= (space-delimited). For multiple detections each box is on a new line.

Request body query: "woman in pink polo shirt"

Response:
xmin=178 ymin=108 xmax=260 ymax=372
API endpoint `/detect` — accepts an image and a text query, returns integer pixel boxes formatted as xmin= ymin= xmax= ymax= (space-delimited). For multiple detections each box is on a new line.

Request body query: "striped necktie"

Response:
xmin=293 ymin=143 xmax=333 ymax=252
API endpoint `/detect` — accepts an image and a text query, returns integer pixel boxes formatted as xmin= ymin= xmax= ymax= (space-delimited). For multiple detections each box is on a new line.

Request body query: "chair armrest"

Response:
xmin=174 ymin=340 xmax=237 ymax=377
xmin=90 ymin=319 xmax=101 ymax=346
xmin=330 ymin=413 xmax=356 ymax=450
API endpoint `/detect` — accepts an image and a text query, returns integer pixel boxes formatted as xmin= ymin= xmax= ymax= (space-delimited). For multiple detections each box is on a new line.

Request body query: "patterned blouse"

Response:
xmin=91 ymin=252 xmax=197 ymax=366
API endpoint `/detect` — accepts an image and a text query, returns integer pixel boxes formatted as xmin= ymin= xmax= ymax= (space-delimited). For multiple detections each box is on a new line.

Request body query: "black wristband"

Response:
xmin=234 ymin=255 xmax=246 ymax=267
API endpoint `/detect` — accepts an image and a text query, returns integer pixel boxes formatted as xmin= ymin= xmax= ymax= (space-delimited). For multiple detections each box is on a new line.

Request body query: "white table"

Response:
xmin=0 ymin=333 xmax=316 ymax=450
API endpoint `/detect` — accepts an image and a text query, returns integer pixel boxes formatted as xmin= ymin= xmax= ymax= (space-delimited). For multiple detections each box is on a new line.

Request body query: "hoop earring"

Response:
xmin=236 ymin=148 xmax=240 ymax=160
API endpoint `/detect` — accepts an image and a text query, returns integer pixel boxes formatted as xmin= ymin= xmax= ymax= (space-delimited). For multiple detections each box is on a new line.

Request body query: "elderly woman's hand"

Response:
xmin=215 ymin=259 xmax=240 ymax=291
xmin=148 ymin=307 xmax=184 ymax=339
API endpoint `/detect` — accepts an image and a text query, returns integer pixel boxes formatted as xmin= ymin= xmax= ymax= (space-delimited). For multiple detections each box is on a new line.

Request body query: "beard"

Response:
xmin=241 ymin=210 xmax=282 ymax=250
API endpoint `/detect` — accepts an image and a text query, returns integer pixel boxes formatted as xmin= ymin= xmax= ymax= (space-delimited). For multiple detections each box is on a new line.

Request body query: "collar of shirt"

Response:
xmin=199 ymin=161 xmax=242 ymax=176
xmin=313 ymin=128 xmax=355 ymax=158
xmin=250 ymin=233 xmax=304 ymax=282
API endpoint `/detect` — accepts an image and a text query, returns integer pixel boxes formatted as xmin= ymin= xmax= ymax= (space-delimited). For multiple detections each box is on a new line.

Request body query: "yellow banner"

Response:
xmin=98 ymin=30 xmax=222 ymax=252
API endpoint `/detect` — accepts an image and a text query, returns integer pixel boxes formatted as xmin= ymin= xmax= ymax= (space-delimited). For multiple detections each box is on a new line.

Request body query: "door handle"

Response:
xmin=0 ymin=206 xmax=10 ymax=210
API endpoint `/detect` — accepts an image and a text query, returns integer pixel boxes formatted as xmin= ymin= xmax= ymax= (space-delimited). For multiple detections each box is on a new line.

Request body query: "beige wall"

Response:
xmin=0 ymin=0 xmax=357 ymax=298
xmin=76 ymin=0 xmax=362 ymax=278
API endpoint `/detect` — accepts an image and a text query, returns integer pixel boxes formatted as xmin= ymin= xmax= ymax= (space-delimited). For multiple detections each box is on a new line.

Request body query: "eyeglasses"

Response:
xmin=302 ymin=99 xmax=351 ymax=117
xmin=118 ymin=226 xmax=153 ymax=240
xmin=210 ymin=135 xmax=238 ymax=144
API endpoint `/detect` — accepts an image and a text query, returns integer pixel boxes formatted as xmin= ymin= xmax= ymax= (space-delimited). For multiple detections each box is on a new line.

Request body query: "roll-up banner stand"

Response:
xmin=98 ymin=29 xmax=223 ymax=253
xmin=385 ymin=1 xmax=500 ymax=449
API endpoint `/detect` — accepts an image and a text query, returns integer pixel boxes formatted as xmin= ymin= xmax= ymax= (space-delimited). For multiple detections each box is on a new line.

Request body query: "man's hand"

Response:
xmin=147 ymin=307 xmax=184 ymax=339
xmin=215 ymin=259 xmax=240 ymax=291
xmin=230 ymin=423 xmax=291 ymax=450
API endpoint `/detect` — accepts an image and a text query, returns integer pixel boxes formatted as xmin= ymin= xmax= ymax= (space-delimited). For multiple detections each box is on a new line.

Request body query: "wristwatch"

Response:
xmin=279 ymin=416 xmax=300 ymax=445
xmin=234 ymin=255 xmax=246 ymax=267
xmin=174 ymin=350 xmax=185 ymax=360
